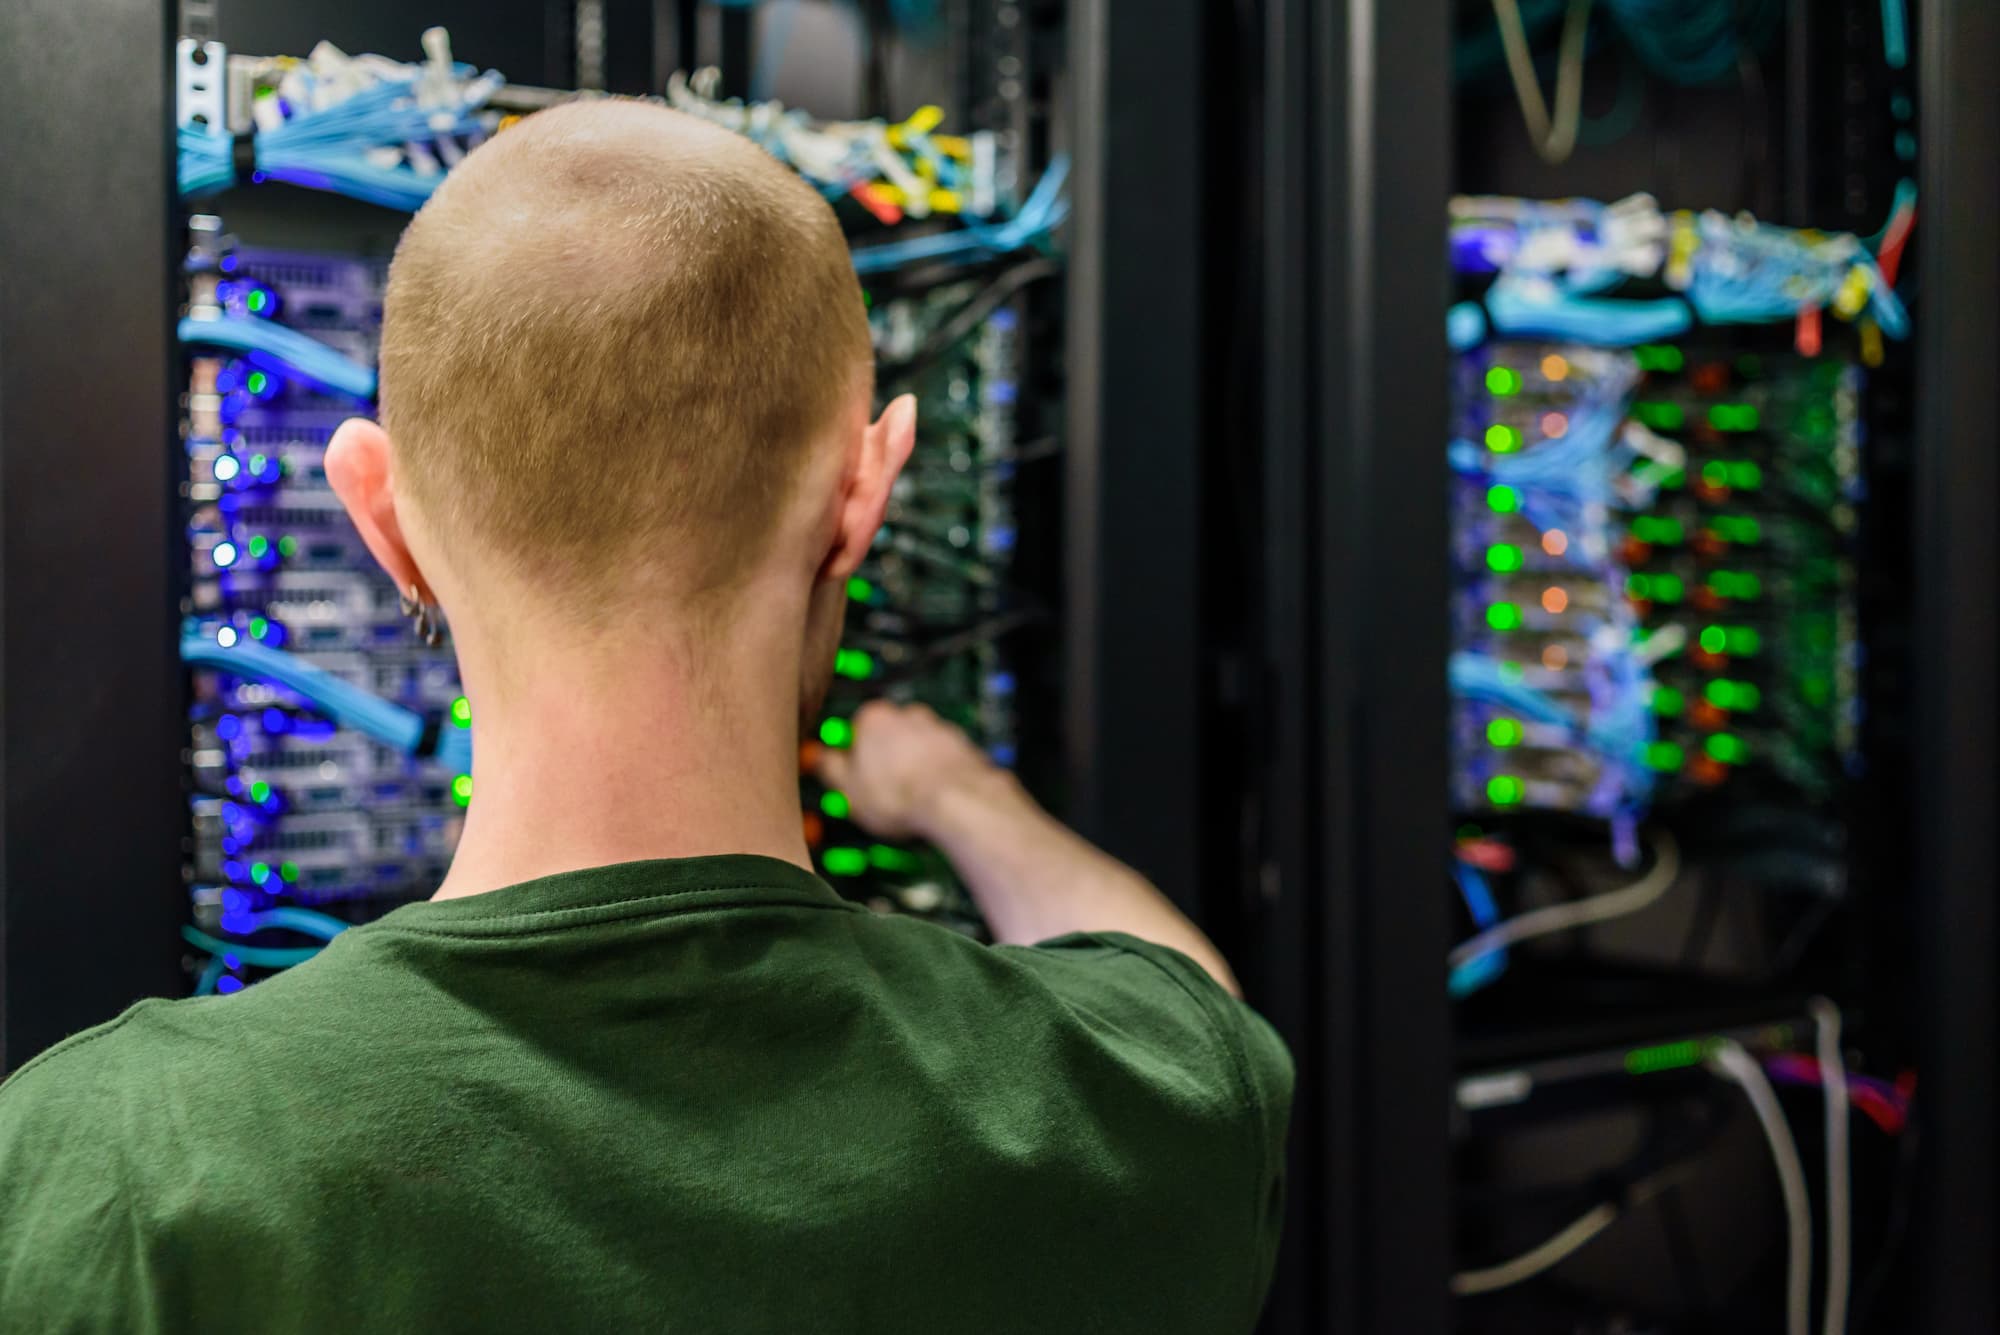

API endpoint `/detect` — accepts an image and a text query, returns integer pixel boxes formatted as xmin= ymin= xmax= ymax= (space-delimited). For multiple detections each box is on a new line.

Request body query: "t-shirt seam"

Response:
xmin=362 ymin=888 xmax=860 ymax=939
xmin=0 ymin=1003 xmax=155 ymax=1100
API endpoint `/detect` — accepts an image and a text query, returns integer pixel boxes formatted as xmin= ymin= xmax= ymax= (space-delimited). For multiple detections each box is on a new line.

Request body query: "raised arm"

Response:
xmin=813 ymin=701 xmax=1241 ymax=996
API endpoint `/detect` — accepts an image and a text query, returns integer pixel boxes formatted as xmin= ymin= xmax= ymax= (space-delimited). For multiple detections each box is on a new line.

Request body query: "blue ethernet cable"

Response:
xmin=178 ymin=315 xmax=378 ymax=399
xmin=1448 ymin=863 xmax=1508 ymax=997
xmin=182 ymin=627 xmax=473 ymax=772
xmin=851 ymin=155 xmax=1071 ymax=274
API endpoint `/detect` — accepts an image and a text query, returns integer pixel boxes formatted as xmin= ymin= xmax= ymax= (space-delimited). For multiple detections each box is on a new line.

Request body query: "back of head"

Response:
xmin=378 ymin=98 xmax=871 ymax=620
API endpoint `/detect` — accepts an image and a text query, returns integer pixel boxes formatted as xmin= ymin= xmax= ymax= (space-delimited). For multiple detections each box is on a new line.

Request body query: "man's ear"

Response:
xmin=822 ymin=393 xmax=918 ymax=582
xmin=324 ymin=417 xmax=430 ymax=600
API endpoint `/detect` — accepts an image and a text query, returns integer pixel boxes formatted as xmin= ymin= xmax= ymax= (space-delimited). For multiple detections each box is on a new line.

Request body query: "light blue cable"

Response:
xmin=1448 ymin=863 xmax=1508 ymax=996
xmin=1881 ymin=0 xmax=1908 ymax=69
xmin=177 ymin=315 xmax=377 ymax=398
xmin=181 ymin=925 xmax=323 ymax=969
xmin=228 ymin=907 xmax=353 ymax=941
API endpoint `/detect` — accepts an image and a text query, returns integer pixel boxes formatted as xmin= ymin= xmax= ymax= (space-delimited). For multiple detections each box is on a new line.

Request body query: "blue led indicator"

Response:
xmin=215 ymin=715 xmax=242 ymax=741
xmin=988 ymin=742 xmax=1018 ymax=767
xmin=219 ymin=254 xmax=239 ymax=273
xmin=217 ymin=975 xmax=245 ymax=994
xmin=222 ymin=953 xmax=242 ymax=970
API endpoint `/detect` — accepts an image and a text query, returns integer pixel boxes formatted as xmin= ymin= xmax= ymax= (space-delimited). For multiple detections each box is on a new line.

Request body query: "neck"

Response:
xmin=434 ymin=598 xmax=812 ymax=901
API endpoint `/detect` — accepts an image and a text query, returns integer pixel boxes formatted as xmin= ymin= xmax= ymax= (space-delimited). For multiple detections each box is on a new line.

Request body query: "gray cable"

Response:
xmin=1712 ymin=1039 xmax=1812 ymax=1335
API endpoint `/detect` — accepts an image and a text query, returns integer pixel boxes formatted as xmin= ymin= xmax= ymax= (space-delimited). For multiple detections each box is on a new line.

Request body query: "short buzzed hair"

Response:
xmin=379 ymin=98 xmax=871 ymax=612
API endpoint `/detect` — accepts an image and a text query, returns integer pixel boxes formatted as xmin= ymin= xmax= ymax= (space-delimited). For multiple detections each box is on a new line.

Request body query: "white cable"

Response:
xmin=1448 ymin=832 xmax=1680 ymax=971
xmin=1811 ymin=998 xmax=1852 ymax=1335
xmin=1452 ymin=1203 xmax=1618 ymax=1296
xmin=1451 ymin=1167 xmax=1685 ymax=1296
xmin=1712 ymin=1039 xmax=1813 ymax=1335
xmin=1491 ymin=0 xmax=1594 ymax=165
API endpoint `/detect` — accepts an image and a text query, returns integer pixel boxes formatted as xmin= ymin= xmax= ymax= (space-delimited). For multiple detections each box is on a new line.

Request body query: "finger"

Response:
xmin=814 ymin=747 xmax=854 ymax=792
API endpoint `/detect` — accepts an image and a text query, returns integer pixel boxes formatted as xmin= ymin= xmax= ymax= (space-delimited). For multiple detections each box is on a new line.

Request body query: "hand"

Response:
xmin=812 ymin=701 xmax=1009 ymax=841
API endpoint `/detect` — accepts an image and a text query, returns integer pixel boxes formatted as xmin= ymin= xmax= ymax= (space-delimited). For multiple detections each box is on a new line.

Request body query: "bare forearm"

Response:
xmin=921 ymin=770 xmax=1241 ymax=996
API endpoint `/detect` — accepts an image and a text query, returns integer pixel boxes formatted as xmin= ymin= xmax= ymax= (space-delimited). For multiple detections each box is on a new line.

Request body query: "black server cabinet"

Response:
xmin=1237 ymin=2 xmax=1997 ymax=1333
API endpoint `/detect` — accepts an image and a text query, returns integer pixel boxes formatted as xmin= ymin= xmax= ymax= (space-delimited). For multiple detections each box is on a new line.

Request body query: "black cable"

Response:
xmin=878 ymin=257 xmax=1061 ymax=389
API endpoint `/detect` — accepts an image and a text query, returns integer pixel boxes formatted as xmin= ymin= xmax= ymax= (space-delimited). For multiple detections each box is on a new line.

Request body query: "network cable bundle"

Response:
xmin=175 ymin=30 xmax=1066 ymax=991
xmin=1445 ymin=190 xmax=1907 ymax=998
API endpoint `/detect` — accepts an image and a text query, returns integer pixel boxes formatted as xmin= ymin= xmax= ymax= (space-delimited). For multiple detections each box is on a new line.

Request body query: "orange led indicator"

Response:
xmin=1541 ymin=644 xmax=1569 ymax=671
xmin=1540 ymin=412 xmax=1569 ymax=439
xmin=798 ymin=741 xmax=824 ymax=774
xmin=1540 ymin=354 xmax=1570 ymax=381
xmin=1541 ymin=587 xmax=1569 ymax=614
xmin=1691 ymin=701 xmax=1729 ymax=731
xmin=1541 ymin=530 xmax=1569 ymax=557
xmin=803 ymin=811 xmax=825 ymax=846
xmin=1691 ymin=756 xmax=1730 ymax=787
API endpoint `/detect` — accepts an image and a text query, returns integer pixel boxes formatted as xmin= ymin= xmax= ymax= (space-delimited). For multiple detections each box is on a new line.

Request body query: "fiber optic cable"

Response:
xmin=182 ymin=627 xmax=472 ymax=771
xmin=178 ymin=315 xmax=378 ymax=399
xmin=1712 ymin=1039 xmax=1813 ymax=1335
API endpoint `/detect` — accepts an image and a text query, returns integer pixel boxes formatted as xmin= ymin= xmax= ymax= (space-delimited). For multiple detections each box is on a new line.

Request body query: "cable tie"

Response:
xmin=232 ymin=130 xmax=259 ymax=182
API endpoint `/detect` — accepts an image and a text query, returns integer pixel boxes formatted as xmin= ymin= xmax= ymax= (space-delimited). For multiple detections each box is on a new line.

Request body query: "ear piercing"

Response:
xmin=400 ymin=582 xmax=445 ymax=647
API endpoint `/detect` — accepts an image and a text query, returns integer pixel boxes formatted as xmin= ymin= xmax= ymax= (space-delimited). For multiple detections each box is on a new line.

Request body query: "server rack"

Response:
xmin=1237 ymin=2 xmax=1997 ymax=1332
xmin=0 ymin=0 xmax=1217 ymax=1077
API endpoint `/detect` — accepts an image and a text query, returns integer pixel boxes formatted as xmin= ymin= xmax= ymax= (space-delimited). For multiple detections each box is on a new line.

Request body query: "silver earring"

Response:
xmin=404 ymin=583 xmax=445 ymax=648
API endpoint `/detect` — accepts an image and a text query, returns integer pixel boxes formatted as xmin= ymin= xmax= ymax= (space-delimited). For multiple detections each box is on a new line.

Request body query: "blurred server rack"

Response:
xmin=1233 ymin=1 xmax=1995 ymax=1333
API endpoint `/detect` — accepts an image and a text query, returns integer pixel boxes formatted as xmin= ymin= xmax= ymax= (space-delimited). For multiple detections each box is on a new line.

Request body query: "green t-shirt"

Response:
xmin=0 ymin=855 xmax=1293 ymax=1333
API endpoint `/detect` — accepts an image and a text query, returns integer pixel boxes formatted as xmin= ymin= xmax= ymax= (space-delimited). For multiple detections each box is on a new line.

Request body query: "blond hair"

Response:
xmin=379 ymin=98 xmax=871 ymax=615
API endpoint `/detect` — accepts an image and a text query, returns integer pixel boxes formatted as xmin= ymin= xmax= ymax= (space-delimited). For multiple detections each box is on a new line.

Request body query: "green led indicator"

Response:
xmin=1700 ymin=625 xmax=1729 ymax=655
xmin=1729 ymin=461 xmax=1763 ymax=490
xmin=1486 ymin=774 xmax=1526 ymax=807
xmin=277 ymin=535 xmax=298 ymax=557
xmin=246 ymin=289 xmax=269 ymax=314
xmin=834 ymin=648 xmax=874 ymax=681
xmin=1701 ymin=460 xmax=1731 ymax=488
xmin=1635 ymin=401 xmax=1685 ymax=431
xmin=846 ymin=576 xmax=875 ymax=603
xmin=1630 ymin=516 xmax=1686 ymax=545
xmin=1485 ymin=543 xmax=1525 ymax=573
xmin=1711 ymin=515 xmax=1763 ymax=544
xmin=822 ymin=846 xmax=867 ymax=876
xmin=1485 ymin=365 xmax=1524 ymax=397
xmin=245 ymin=371 xmax=270 ymax=396
xmin=1650 ymin=687 xmax=1685 ymax=717
xmin=1708 ymin=403 xmax=1761 ymax=432
xmin=1652 ymin=573 xmax=1686 ymax=603
xmin=868 ymin=844 xmax=922 ymax=872
xmin=450 ymin=696 xmax=472 ymax=728
xmin=1627 ymin=573 xmax=1654 ymax=600
xmin=247 ymin=616 xmax=270 ymax=641
xmin=451 ymin=774 xmax=473 ymax=807
xmin=250 ymin=861 xmax=271 ymax=884
xmin=1624 ymin=1037 xmax=1715 ymax=1075
xmin=1709 ymin=570 xmax=1763 ymax=599
xmin=246 ymin=535 xmax=270 ymax=559
xmin=1644 ymin=740 xmax=1686 ymax=772
xmin=1634 ymin=344 xmax=1685 ymax=374
xmin=248 ymin=453 xmax=268 ymax=473
xmin=248 ymin=780 xmax=272 ymax=803
xmin=1706 ymin=732 xmax=1748 ymax=764
xmin=1487 ymin=718 xmax=1525 ymax=748
xmin=1802 ymin=673 xmax=1833 ymax=707
xmin=1661 ymin=468 xmax=1687 ymax=490
xmin=819 ymin=717 xmax=853 ymax=749
xmin=1485 ymin=602 xmax=1524 ymax=632
xmin=279 ymin=860 xmax=300 ymax=884
xmin=1484 ymin=423 xmax=1524 ymax=454
xmin=1725 ymin=626 xmax=1762 ymax=655
xmin=1486 ymin=484 xmax=1520 ymax=514
xmin=819 ymin=790 xmax=851 ymax=820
